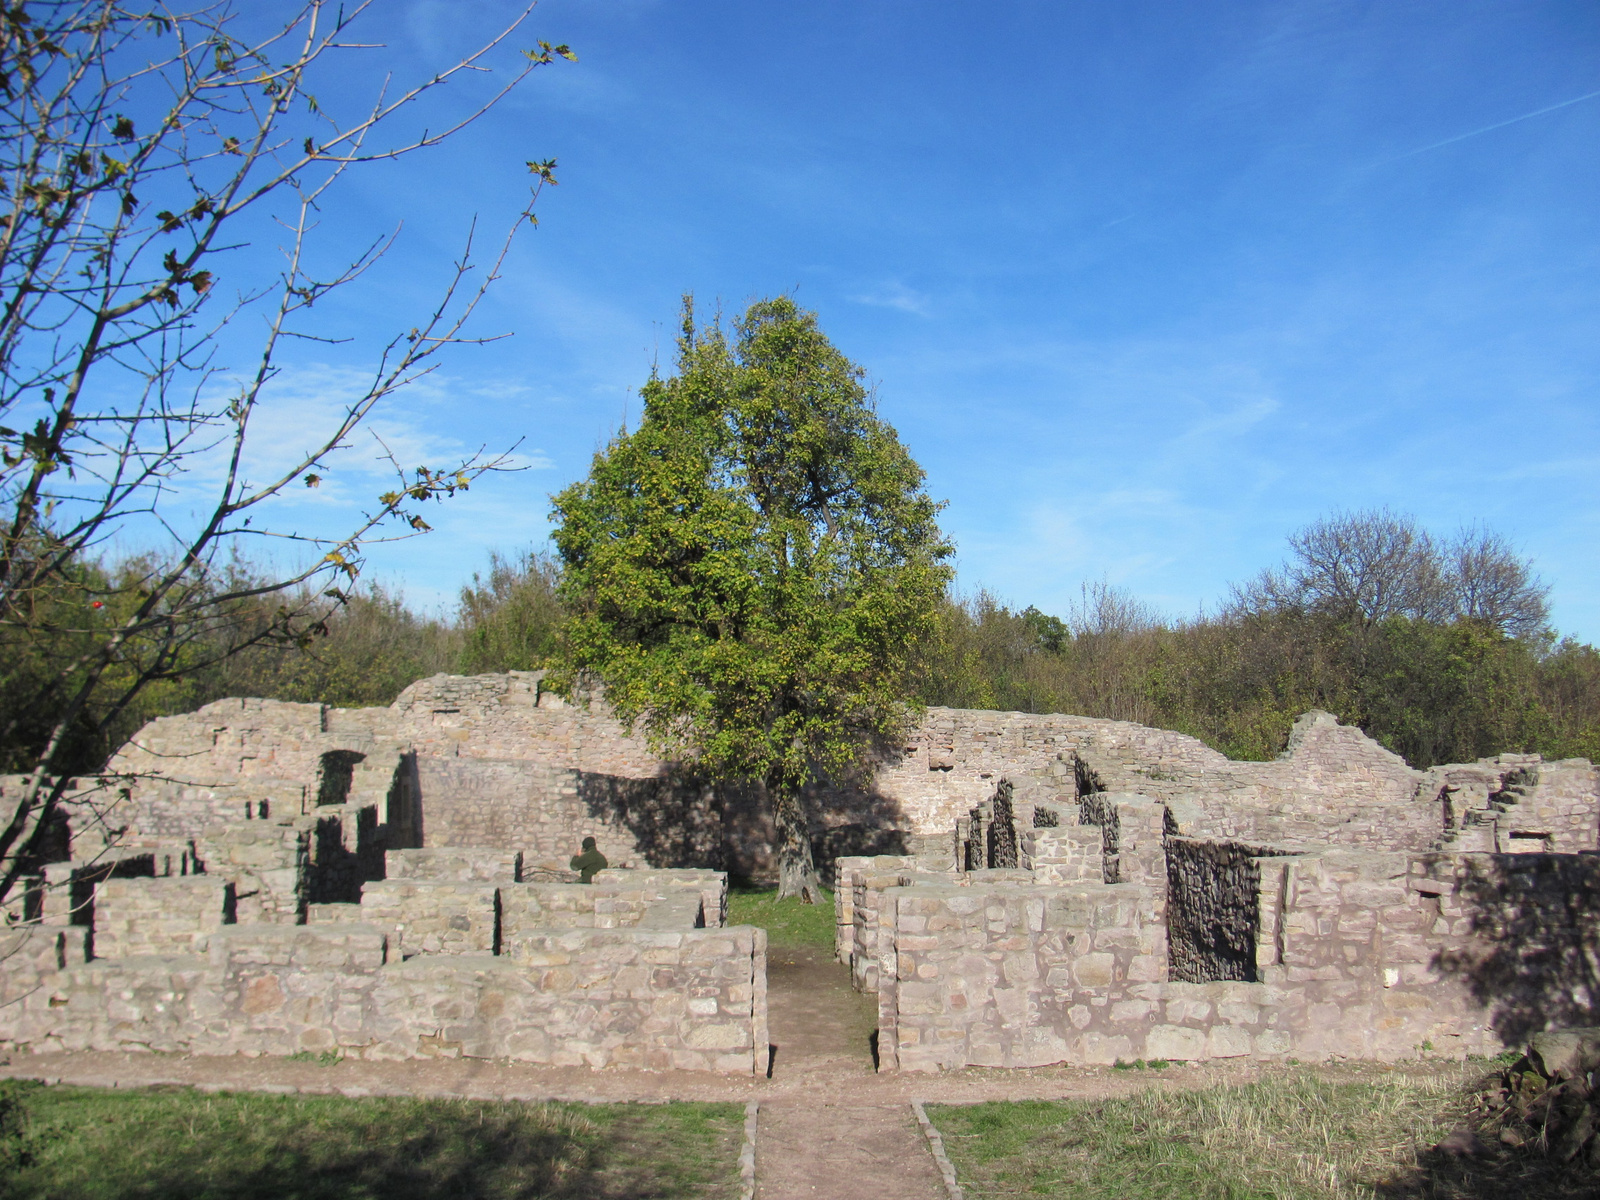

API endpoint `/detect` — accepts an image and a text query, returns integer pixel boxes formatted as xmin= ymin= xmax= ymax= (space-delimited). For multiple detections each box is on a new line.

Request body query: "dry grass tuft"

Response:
xmin=927 ymin=1063 xmax=1572 ymax=1199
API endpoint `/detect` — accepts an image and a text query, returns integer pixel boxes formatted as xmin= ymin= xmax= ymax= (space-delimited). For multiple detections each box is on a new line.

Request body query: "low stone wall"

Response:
xmin=358 ymin=881 xmax=499 ymax=958
xmin=604 ymin=869 xmax=730 ymax=930
xmin=1407 ymin=850 xmax=1600 ymax=1044
xmin=0 ymin=921 xmax=768 ymax=1073
xmin=1024 ymin=825 xmax=1102 ymax=886
xmin=197 ymin=820 xmax=307 ymax=924
xmin=867 ymin=846 xmax=1600 ymax=1072
xmin=833 ymin=855 xmax=953 ymax=987
xmin=386 ymin=848 xmax=522 ymax=882
xmin=499 ymin=882 xmax=648 ymax=936
xmin=90 ymin=877 xmax=232 ymax=960
xmin=506 ymin=926 xmax=766 ymax=1071
xmin=874 ymin=879 xmax=1169 ymax=1071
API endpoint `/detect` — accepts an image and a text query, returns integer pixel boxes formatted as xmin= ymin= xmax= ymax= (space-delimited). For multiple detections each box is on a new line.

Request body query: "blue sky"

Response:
xmin=230 ymin=1 xmax=1600 ymax=638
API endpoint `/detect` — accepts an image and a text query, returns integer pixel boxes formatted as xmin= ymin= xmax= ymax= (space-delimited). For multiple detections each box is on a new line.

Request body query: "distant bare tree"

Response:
xmin=1067 ymin=579 xmax=1160 ymax=638
xmin=1235 ymin=509 xmax=1550 ymax=640
xmin=1449 ymin=525 xmax=1550 ymax=640
xmin=0 ymin=0 xmax=573 ymax=904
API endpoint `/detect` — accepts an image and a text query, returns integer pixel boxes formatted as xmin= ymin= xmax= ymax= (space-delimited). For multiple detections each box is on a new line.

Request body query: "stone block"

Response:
xmin=1072 ymin=952 xmax=1115 ymax=987
xmin=1111 ymin=999 xmax=1154 ymax=1023
xmin=1076 ymin=1032 xmax=1133 ymax=1065
xmin=1127 ymin=954 xmax=1165 ymax=983
xmin=1207 ymin=1025 xmax=1253 ymax=1058
xmin=1144 ymin=1024 xmax=1207 ymax=1061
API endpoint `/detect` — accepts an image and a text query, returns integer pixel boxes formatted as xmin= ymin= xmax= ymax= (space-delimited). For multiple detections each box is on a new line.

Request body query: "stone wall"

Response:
xmin=386 ymin=848 xmax=523 ymax=882
xmin=0 ymin=861 xmax=765 ymax=1074
xmin=1407 ymin=850 xmax=1600 ymax=1044
xmin=873 ymin=879 xmax=1169 ymax=1071
xmin=0 ymin=920 xmax=767 ymax=1073
xmin=12 ymin=671 xmax=1600 ymax=1078
xmin=411 ymin=758 xmax=723 ymax=874
xmin=862 ymin=846 xmax=1600 ymax=1072
xmin=91 ymin=877 xmax=232 ymax=960
xmin=358 ymin=881 xmax=500 ymax=957
xmin=1420 ymin=758 xmax=1600 ymax=854
xmin=61 ymin=674 xmax=1600 ymax=885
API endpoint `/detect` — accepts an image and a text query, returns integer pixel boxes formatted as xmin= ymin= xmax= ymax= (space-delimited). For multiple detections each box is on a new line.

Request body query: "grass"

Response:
xmin=726 ymin=885 xmax=836 ymax=951
xmin=927 ymin=1066 xmax=1499 ymax=1200
xmin=1 ymin=1082 xmax=743 ymax=1199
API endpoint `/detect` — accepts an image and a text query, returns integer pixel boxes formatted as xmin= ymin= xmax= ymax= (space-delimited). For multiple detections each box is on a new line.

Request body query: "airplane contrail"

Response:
xmin=1389 ymin=87 xmax=1600 ymax=161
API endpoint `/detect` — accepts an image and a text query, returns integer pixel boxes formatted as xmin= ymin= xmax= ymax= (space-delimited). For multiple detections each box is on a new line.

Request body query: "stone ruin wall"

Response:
xmin=837 ymin=776 xmax=1600 ymax=1072
xmin=0 ymin=852 xmax=766 ymax=1074
xmin=843 ymin=849 xmax=1600 ymax=1072
xmin=73 ymin=674 xmax=1600 ymax=882
xmin=5 ymin=670 xmax=1599 ymax=1075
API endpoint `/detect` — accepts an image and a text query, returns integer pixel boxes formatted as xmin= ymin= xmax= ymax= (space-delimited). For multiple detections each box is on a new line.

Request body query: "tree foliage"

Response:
xmin=457 ymin=550 xmax=562 ymax=674
xmin=551 ymin=297 xmax=953 ymax=897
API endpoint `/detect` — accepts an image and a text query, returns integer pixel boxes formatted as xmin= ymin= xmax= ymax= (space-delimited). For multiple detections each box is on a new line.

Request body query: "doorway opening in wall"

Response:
xmin=316 ymin=751 xmax=366 ymax=807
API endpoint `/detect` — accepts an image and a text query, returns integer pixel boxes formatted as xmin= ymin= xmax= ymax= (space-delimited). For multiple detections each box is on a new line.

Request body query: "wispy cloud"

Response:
xmin=1385 ymin=88 xmax=1600 ymax=163
xmin=849 ymin=281 xmax=932 ymax=317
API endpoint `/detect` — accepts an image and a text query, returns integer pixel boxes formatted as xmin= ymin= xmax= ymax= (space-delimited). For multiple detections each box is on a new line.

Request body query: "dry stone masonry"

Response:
xmin=1 ymin=673 xmax=1595 ymax=1074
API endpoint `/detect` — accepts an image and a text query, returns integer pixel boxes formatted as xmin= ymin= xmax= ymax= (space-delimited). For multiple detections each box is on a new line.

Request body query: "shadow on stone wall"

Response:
xmin=576 ymin=769 xmax=726 ymax=870
xmin=803 ymin=769 xmax=920 ymax=883
xmin=307 ymin=808 xmax=383 ymax=905
xmin=575 ymin=767 xmax=920 ymax=882
xmin=1438 ymin=854 xmax=1600 ymax=1046
xmin=812 ymin=824 xmax=909 ymax=885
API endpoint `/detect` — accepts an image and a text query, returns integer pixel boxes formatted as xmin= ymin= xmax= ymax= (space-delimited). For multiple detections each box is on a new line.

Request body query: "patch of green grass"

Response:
xmin=928 ymin=1068 xmax=1483 ymax=1200
xmin=4 ymin=1082 xmax=742 ymax=1199
xmin=727 ymin=885 xmax=836 ymax=950
xmin=285 ymin=1049 xmax=343 ymax=1066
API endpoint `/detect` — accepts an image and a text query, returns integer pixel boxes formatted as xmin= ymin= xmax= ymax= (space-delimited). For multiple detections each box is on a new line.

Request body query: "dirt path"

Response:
xmin=756 ymin=945 xmax=947 ymax=1198
xmin=756 ymin=1102 xmax=947 ymax=1200
xmin=763 ymin=943 xmax=877 ymax=1076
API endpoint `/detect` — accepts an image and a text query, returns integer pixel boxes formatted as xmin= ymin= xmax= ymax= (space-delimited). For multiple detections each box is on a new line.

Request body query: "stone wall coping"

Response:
xmin=89 ymin=952 xmax=210 ymax=969
xmin=382 ymin=952 xmax=507 ymax=977
xmin=515 ymin=924 xmax=759 ymax=947
xmin=101 ymin=875 xmax=228 ymax=891
xmin=208 ymin=922 xmax=386 ymax=946
xmin=361 ymin=881 xmax=498 ymax=895
xmin=887 ymin=880 xmax=1142 ymax=900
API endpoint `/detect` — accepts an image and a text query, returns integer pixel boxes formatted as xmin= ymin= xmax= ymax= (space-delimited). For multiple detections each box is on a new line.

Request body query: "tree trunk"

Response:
xmin=771 ymin=778 xmax=822 ymax=902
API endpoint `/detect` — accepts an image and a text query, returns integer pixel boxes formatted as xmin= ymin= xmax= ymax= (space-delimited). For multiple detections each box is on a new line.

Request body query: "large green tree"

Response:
xmin=551 ymin=297 xmax=952 ymax=898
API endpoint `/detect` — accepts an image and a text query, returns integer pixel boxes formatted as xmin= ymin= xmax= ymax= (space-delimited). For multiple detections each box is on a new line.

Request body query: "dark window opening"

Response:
xmin=317 ymin=750 xmax=366 ymax=807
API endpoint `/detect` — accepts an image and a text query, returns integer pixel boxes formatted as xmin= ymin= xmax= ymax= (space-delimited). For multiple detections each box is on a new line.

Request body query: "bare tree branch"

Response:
xmin=0 ymin=0 xmax=572 ymax=903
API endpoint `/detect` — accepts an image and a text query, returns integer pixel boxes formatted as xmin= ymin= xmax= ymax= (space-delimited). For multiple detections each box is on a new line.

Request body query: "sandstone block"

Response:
xmin=1144 ymin=1024 xmax=1207 ymax=1061
xmin=1073 ymin=953 xmax=1115 ymax=987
